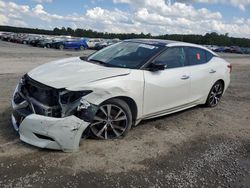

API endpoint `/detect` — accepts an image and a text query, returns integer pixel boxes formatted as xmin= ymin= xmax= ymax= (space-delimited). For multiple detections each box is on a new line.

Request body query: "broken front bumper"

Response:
xmin=11 ymin=78 xmax=95 ymax=152
xmin=11 ymin=113 xmax=89 ymax=152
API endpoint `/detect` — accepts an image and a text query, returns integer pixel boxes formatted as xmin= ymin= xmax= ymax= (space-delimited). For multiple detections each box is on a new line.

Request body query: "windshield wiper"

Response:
xmin=87 ymin=58 xmax=123 ymax=68
xmin=88 ymin=59 xmax=107 ymax=66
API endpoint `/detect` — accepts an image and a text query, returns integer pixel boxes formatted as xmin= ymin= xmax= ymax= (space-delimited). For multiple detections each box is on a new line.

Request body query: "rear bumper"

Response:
xmin=12 ymin=113 xmax=89 ymax=152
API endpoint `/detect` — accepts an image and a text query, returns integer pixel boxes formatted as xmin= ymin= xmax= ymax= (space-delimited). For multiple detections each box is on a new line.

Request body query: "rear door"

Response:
xmin=143 ymin=47 xmax=192 ymax=117
xmin=186 ymin=47 xmax=218 ymax=102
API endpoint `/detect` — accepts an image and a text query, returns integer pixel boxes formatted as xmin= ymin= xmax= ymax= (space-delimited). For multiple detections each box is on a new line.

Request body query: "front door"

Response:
xmin=143 ymin=47 xmax=191 ymax=117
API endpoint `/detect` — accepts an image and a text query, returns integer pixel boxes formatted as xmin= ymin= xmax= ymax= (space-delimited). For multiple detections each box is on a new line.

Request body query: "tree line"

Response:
xmin=0 ymin=25 xmax=250 ymax=47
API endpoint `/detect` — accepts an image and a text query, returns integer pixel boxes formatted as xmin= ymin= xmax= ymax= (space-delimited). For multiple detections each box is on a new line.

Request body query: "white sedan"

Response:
xmin=11 ymin=39 xmax=231 ymax=152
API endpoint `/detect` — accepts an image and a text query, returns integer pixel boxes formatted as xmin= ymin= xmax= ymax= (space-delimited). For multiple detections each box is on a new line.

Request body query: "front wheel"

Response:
xmin=205 ymin=81 xmax=224 ymax=107
xmin=90 ymin=99 xmax=132 ymax=139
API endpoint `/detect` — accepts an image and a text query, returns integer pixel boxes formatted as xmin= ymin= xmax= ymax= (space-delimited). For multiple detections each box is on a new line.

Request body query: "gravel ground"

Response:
xmin=0 ymin=41 xmax=249 ymax=188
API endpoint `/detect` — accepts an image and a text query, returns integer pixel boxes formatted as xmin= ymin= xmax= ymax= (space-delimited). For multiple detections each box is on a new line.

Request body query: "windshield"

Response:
xmin=86 ymin=41 xmax=164 ymax=69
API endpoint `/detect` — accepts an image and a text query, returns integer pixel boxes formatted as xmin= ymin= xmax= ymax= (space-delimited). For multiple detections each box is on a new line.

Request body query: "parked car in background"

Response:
xmin=54 ymin=38 xmax=88 ymax=50
xmin=94 ymin=39 xmax=120 ymax=50
xmin=11 ymin=34 xmax=29 ymax=44
xmin=241 ymin=47 xmax=250 ymax=54
xmin=48 ymin=37 xmax=67 ymax=48
xmin=29 ymin=36 xmax=46 ymax=46
xmin=224 ymin=46 xmax=243 ymax=54
xmin=21 ymin=34 xmax=38 ymax=44
xmin=0 ymin=32 xmax=8 ymax=40
xmin=37 ymin=38 xmax=54 ymax=48
xmin=86 ymin=38 xmax=103 ymax=48
xmin=8 ymin=33 xmax=19 ymax=43
xmin=1 ymin=33 xmax=15 ymax=41
xmin=231 ymin=46 xmax=244 ymax=54
xmin=204 ymin=45 xmax=219 ymax=51
xmin=15 ymin=35 xmax=28 ymax=44
xmin=214 ymin=47 xmax=226 ymax=53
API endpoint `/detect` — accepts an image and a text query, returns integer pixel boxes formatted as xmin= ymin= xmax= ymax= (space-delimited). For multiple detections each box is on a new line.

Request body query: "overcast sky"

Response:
xmin=0 ymin=0 xmax=250 ymax=38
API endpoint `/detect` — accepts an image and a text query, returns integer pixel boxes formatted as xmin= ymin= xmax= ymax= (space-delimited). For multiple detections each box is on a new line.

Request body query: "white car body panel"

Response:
xmin=28 ymin=57 xmax=131 ymax=89
xmin=19 ymin=114 xmax=89 ymax=152
xmin=188 ymin=57 xmax=227 ymax=103
xmin=79 ymin=70 xmax=144 ymax=118
xmin=11 ymin=40 xmax=231 ymax=152
xmin=189 ymin=59 xmax=217 ymax=103
xmin=143 ymin=67 xmax=192 ymax=117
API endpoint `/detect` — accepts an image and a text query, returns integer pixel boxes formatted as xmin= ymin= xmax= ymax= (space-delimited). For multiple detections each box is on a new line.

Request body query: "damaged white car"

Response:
xmin=11 ymin=39 xmax=231 ymax=152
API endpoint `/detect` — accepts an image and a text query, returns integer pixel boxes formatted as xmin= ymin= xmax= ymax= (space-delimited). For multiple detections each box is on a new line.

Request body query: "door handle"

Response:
xmin=209 ymin=69 xmax=216 ymax=74
xmin=181 ymin=75 xmax=190 ymax=80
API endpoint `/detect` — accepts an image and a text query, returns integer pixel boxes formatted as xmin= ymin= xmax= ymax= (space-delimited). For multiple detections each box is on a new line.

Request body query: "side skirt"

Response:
xmin=142 ymin=100 xmax=200 ymax=120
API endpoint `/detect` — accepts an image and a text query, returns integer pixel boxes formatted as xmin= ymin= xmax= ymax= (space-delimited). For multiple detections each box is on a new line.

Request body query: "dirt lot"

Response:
xmin=0 ymin=41 xmax=249 ymax=188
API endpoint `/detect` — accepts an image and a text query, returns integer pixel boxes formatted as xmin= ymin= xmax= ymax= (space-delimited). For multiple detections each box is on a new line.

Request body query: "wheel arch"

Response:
xmin=216 ymin=79 xmax=225 ymax=92
xmin=207 ymin=79 xmax=225 ymax=98
xmin=100 ymin=96 xmax=138 ymax=125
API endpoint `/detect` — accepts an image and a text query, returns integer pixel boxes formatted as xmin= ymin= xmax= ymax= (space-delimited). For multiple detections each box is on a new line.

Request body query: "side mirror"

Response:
xmin=148 ymin=63 xmax=166 ymax=71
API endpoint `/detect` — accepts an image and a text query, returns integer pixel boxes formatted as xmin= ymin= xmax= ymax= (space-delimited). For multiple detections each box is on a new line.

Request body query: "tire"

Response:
xmin=205 ymin=81 xmax=224 ymax=107
xmin=79 ymin=45 xmax=85 ymax=50
xmin=90 ymin=99 xmax=132 ymax=139
xmin=59 ymin=44 xmax=64 ymax=50
xmin=46 ymin=44 xmax=51 ymax=48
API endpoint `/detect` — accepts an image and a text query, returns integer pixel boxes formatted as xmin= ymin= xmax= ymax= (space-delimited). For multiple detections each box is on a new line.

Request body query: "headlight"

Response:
xmin=59 ymin=90 xmax=92 ymax=104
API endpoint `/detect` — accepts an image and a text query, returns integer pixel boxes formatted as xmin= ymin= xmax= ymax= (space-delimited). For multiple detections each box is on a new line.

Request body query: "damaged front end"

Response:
xmin=11 ymin=75 xmax=98 ymax=152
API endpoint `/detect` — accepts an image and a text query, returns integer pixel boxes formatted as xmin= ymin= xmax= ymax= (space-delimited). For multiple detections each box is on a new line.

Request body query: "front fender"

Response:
xmin=66 ymin=70 xmax=145 ymax=119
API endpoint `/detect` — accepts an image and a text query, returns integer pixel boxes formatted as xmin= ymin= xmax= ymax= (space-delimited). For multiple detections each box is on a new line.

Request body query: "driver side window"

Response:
xmin=154 ymin=47 xmax=187 ymax=69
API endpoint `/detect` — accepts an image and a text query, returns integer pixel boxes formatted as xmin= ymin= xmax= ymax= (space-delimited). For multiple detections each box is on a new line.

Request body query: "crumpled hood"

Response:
xmin=28 ymin=57 xmax=131 ymax=89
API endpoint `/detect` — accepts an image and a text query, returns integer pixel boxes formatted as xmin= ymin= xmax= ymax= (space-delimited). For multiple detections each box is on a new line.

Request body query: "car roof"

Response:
xmin=125 ymin=39 xmax=176 ymax=46
xmin=125 ymin=38 xmax=218 ymax=56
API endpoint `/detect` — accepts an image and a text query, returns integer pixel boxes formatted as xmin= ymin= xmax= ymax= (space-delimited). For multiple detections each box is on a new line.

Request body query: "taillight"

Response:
xmin=227 ymin=64 xmax=232 ymax=73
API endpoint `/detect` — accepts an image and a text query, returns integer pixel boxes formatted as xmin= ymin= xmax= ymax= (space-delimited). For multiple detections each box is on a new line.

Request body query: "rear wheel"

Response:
xmin=59 ymin=44 xmax=64 ymax=50
xmin=205 ymin=81 xmax=224 ymax=107
xmin=79 ymin=45 xmax=85 ymax=50
xmin=90 ymin=99 xmax=132 ymax=139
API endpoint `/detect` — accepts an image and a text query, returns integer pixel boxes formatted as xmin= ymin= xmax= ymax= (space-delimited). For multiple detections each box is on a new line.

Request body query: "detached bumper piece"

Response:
xmin=18 ymin=114 xmax=89 ymax=152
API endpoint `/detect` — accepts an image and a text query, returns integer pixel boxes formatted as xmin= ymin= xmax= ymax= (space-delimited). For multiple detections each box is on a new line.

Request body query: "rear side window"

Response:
xmin=206 ymin=51 xmax=214 ymax=62
xmin=187 ymin=47 xmax=207 ymax=65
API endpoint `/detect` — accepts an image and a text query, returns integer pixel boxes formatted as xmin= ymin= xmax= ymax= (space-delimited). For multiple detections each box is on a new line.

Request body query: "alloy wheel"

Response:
xmin=208 ymin=82 xmax=223 ymax=107
xmin=59 ymin=44 xmax=64 ymax=50
xmin=90 ymin=104 xmax=128 ymax=139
